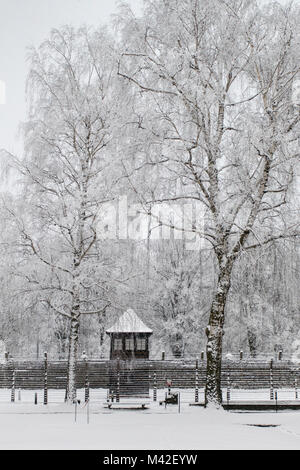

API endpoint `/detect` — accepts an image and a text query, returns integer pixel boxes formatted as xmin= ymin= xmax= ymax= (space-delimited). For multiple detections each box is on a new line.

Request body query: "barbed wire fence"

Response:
xmin=0 ymin=351 xmax=300 ymax=406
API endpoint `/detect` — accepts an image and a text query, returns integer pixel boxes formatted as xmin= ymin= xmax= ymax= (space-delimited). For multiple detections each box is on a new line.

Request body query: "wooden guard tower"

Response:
xmin=106 ymin=309 xmax=153 ymax=360
xmin=106 ymin=309 xmax=153 ymax=397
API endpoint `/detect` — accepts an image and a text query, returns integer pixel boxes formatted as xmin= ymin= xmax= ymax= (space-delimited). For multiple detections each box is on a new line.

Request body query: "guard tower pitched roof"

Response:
xmin=106 ymin=309 xmax=153 ymax=334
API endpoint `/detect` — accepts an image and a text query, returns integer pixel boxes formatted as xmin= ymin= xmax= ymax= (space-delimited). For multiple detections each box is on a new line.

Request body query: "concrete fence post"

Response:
xmin=84 ymin=355 xmax=89 ymax=403
xmin=116 ymin=371 xmax=120 ymax=403
xmin=44 ymin=352 xmax=48 ymax=405
xmin=270 ymin=359 xmax=274 ymax=400
xmin=195 ymin=359 xmax=199 ymax=403
xmin=153 ymin=373 xmax=157 ymax=402
xmin=226 ymin=373 xmax=231 ymax=403
xmin=11 ymin=369 xmax=15 ymax=403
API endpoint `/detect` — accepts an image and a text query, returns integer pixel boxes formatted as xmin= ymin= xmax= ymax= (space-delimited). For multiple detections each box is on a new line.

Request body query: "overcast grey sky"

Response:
xmin=0 ymin=0 xmax=290 ymax=157
xmin=0 ymin=0 xmax=141 ymax=156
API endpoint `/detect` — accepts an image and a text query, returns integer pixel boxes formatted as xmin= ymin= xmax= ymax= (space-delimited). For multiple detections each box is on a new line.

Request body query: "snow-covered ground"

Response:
xmin=0 ymin=388 xmax=300 ymax=449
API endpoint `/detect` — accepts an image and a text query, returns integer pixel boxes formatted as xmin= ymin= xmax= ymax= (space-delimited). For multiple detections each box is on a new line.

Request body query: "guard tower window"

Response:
xmin=114 ymin=339 xmax=123 ymax=350
xmin=136 ymin=338 xmax=146 ymax=350
xmin=125 ymin=338 xmax=134 ymax=350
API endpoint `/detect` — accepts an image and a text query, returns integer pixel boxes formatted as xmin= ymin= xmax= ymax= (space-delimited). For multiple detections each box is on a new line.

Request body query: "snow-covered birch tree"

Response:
xmin=8 ymin=26 xmax=126 ymax=401
xmin=116 ymin=0 xmax=300 ymax=405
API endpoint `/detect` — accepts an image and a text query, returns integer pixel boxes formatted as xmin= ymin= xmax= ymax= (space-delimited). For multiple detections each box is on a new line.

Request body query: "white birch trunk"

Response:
xmin=205 ymin=259 xmax=232 ymax=406
xmin=66 ymin=316 xmax=80 ymax=402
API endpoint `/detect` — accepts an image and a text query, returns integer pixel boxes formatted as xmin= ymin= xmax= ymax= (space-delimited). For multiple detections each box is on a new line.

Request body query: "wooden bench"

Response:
xmin=104 ymin=401 xmax=150 ymax=410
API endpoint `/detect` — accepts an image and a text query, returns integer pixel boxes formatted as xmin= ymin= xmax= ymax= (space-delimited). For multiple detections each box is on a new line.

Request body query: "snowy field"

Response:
xmin=0 ymin=389 xmax=300 ymax=449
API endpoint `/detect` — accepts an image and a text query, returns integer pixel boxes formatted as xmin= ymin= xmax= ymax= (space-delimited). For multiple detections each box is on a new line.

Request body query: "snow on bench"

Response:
xmin=104 ymin=401 xmax=150 ymax=410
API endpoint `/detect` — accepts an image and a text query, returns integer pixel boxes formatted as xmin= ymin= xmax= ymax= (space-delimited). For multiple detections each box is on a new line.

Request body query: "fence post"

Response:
xmin=11 ymin=369 xmax=15 ymax=403
xmin=87 ymin=398 xmax=90 ymax=425
xmin=116 ymin=371 xmax=120 ymax=403
xmin=84 ymin=355 xmax=89 ymax=403
xmin=226 ymin=373 xmax=231 ymax=403
xmin=195 ymin=359 xmax=199 ymax=403
xmin=240 ymin=350 xmax=243 ymax=361
xmin=85 ymin=378 xmax=90 ymax=404
xmin=278 ymin=351 xmax=282 ymax=361
xmin=153 ymin=373 xmax=157 ymax=402
xmin=270 ymin=359 xmax=274 ymax=400
xmin=44 ymin=352 xmax=48 ymax=405
xmin=34 ymin=392 xmax=38 ymax=405
xmin=295 ymin=378 xmax=298 ymax=400
xmin=201 ymin=351 xmax=204 ymax=361
xmin=167 ymin=379 xmax=171 ymax=395
xmin=64 ymin=360 xmax=69 ymax=403
xmin=162 ymin=351 xmax=165 ymax=361
xmin=5 ymin=351 xmax=9 ymax=362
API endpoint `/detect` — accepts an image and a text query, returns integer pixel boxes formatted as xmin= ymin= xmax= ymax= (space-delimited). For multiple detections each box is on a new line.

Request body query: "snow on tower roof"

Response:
xmin=106 ymin=309 xmax=153 ymax=334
